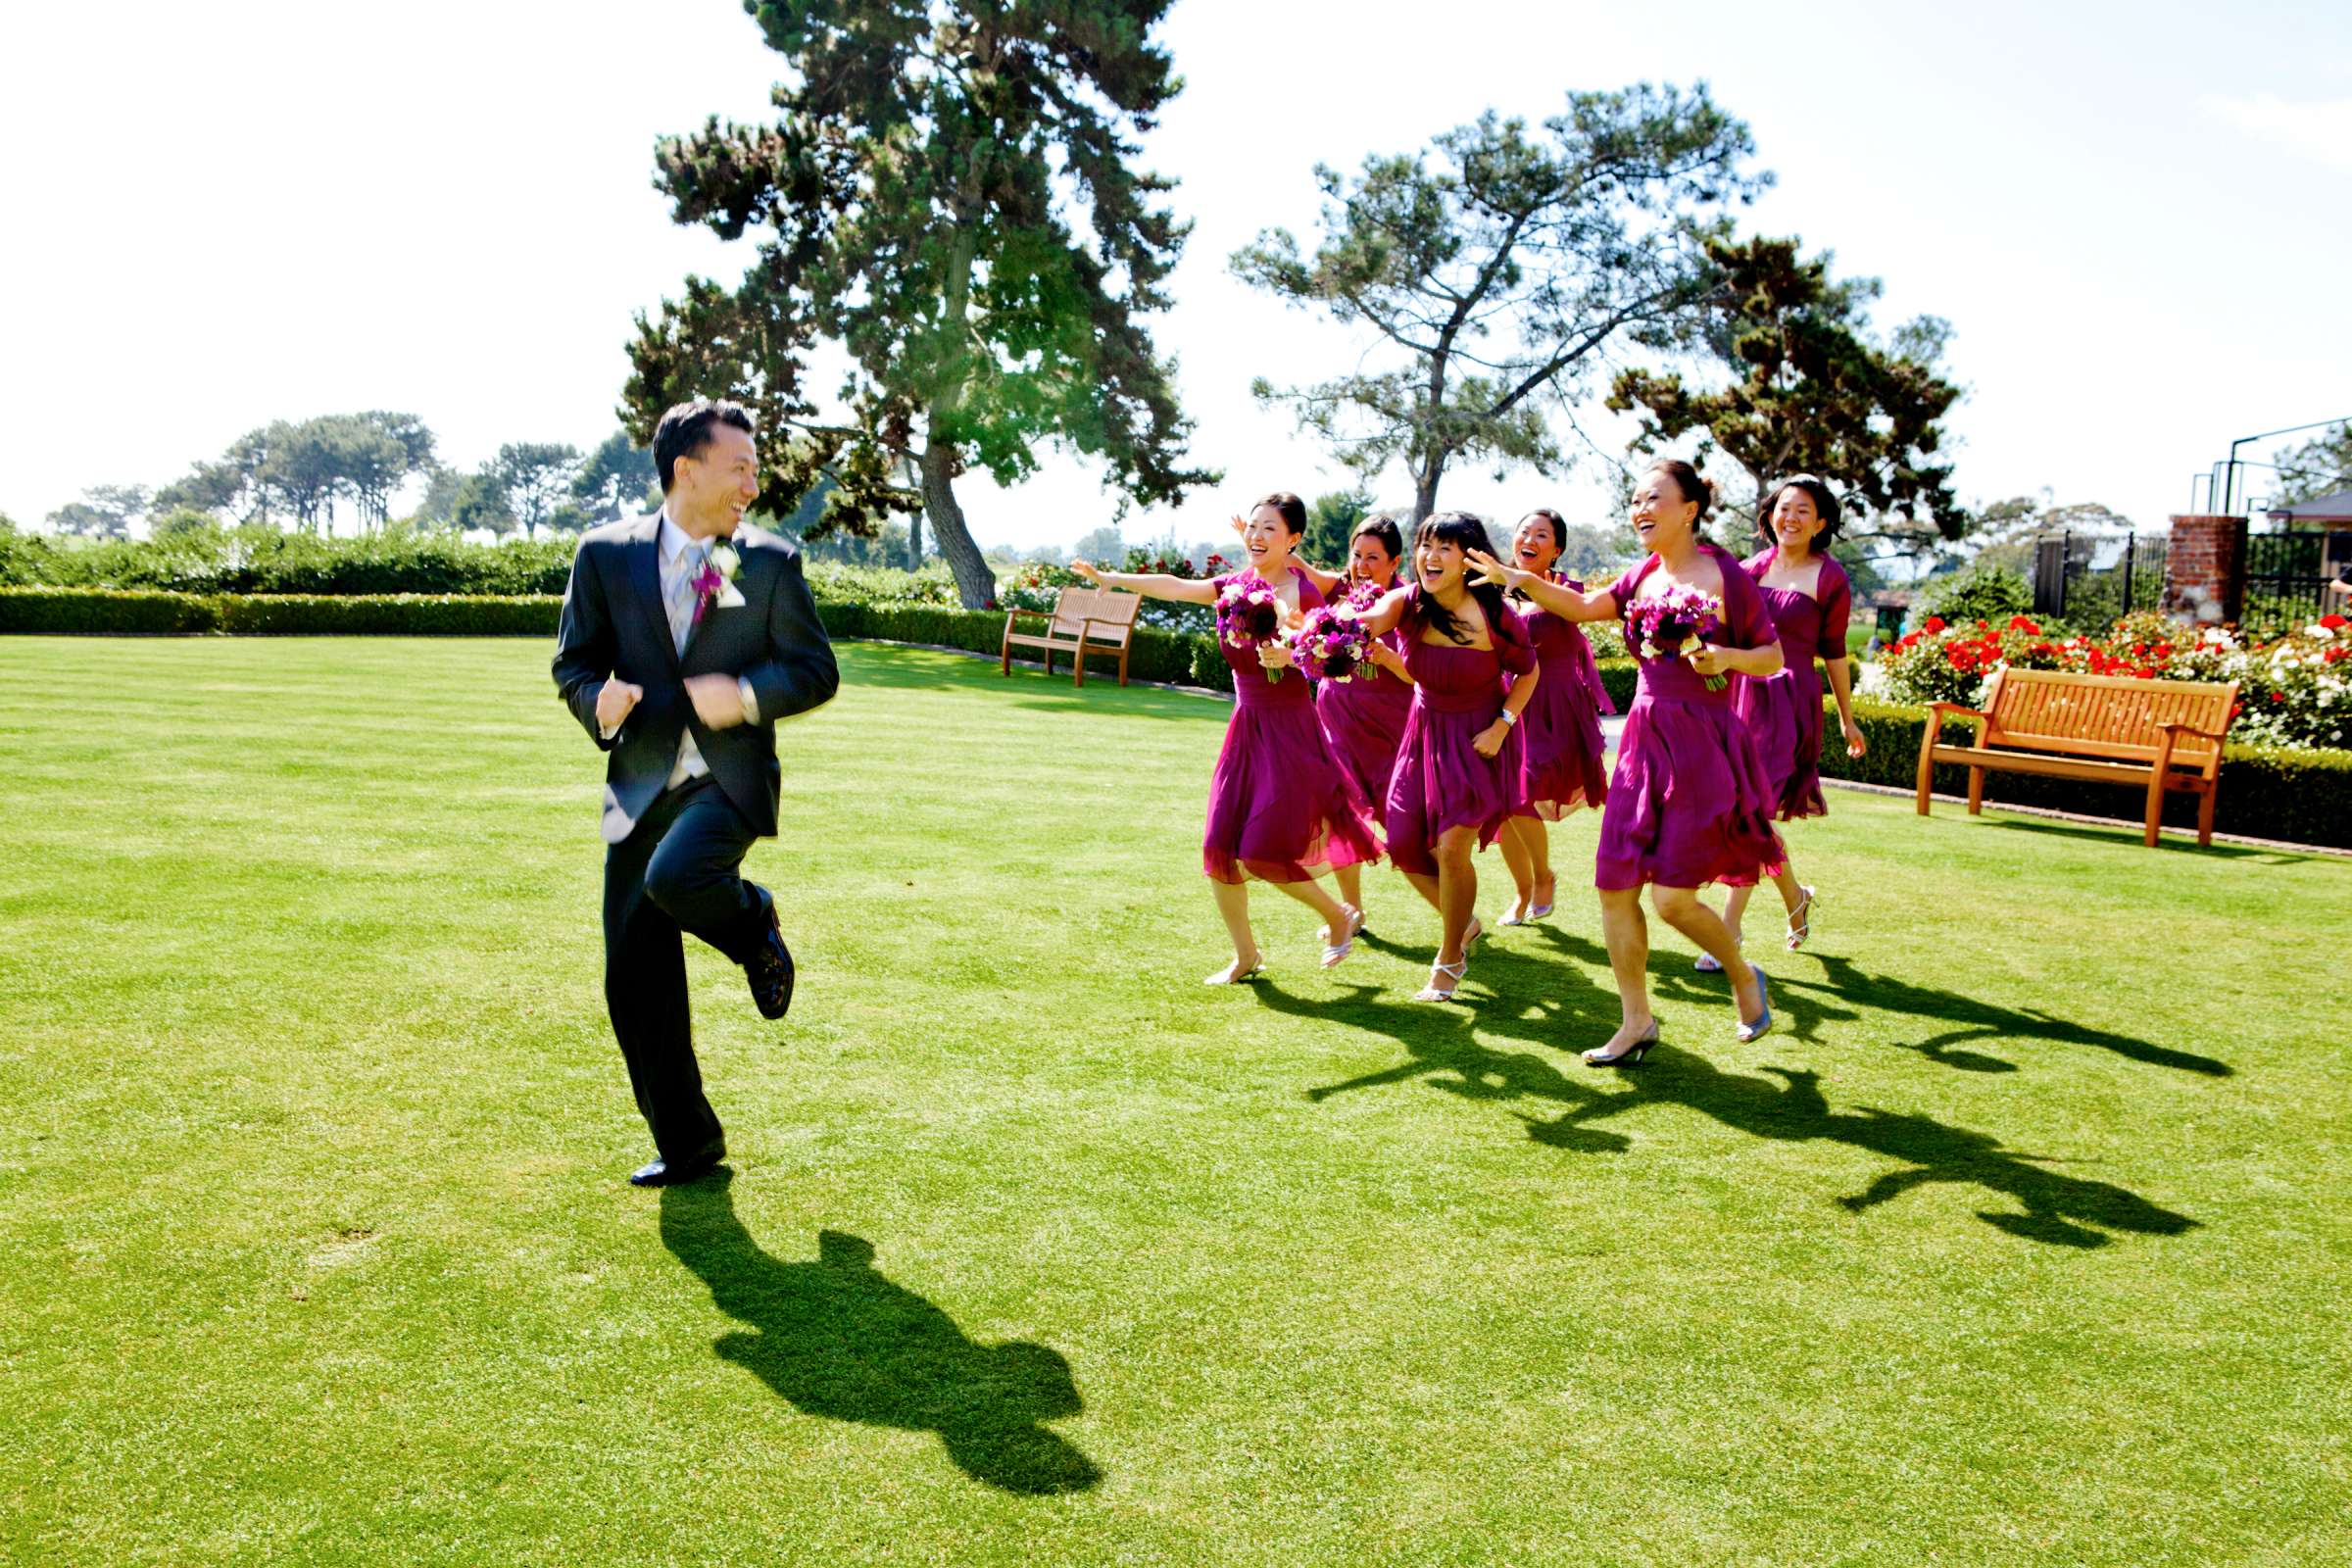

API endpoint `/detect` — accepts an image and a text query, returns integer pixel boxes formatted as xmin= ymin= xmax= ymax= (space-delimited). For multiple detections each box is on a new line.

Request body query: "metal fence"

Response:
xmin=2241 ymin=527 xmax=2348 ymax=637
xmin=2029 ymin=532 xmax=2168 ymax=625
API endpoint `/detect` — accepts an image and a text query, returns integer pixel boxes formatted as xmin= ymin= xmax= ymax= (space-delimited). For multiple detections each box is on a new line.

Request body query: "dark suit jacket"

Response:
xmin=553 ymin=514 xmax=839 ymax=838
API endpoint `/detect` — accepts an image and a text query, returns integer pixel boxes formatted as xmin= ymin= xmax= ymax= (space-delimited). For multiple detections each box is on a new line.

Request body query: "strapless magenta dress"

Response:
xmin=1593 ymin=547 xmax=1788 ymax=891
xmin=1384 ymin=592 xmax=1534 ymax=877
xmin=1510 ymin=582 xmax=1610 ymax=819
xmin=1732 ymin=548 xmax=1852 ymax=820
xmin=1201 ymin=569 xmax=1383 ymax=884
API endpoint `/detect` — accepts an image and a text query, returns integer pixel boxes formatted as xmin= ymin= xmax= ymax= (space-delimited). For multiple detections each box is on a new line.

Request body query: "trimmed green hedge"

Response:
xmin=0 ymin=588 xmax=564 ymax=636
xmin=0 ymin=587 xmax=221 ymax=634
xmin=819 ymin=599 xmax=1225 ymax=689
xmin=1818 ymin=697 xmax=2352 ymax=851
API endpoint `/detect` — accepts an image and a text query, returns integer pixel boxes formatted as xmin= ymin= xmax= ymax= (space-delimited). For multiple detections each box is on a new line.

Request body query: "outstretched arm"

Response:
xmin=1348 ymin=585 xmax=1412 ymax=637
xmin=1069 ymin=560 xmax=1217 ymax=605
xmin=1466 ymin=551 xmax=1618 ymax=622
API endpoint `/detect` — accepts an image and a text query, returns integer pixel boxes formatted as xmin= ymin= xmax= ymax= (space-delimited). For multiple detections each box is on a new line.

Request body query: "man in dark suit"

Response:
xmin=553 ymin=397 xmax=839 ymax=1187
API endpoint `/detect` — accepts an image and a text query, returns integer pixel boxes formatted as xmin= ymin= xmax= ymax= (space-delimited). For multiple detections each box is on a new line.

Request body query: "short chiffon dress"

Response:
xmin=1201 ymin=567 xmax=1383 ymax=884
xmin=1509 ymin=578 xmax=1611 ymax=819
xmin=1592 ymin=546 xmax=1788 ymax=891
xmin=1384 ymin=589 xmax=1535 ymax=877
xmin=1314 ymin=615 xmax=1416 ymax=823
xmin=1732 ymin=548 xmax=1853 ymax=820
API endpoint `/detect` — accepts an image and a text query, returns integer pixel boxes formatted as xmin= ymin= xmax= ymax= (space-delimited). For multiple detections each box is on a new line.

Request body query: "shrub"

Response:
xmin=1874 ymin=611 xmax=2351 ymax=750
xmin=216 ymin=595 xmax=563 ymax=636
xmin=0 ymin=587 xmax=220 ymax=633
xmin=1915 ymin=563 xmax=2032 ymax=628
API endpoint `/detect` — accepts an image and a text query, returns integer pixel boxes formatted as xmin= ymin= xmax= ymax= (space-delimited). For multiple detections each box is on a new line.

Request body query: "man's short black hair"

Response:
xmin=653 ymin=398 xmax=757 ymax=493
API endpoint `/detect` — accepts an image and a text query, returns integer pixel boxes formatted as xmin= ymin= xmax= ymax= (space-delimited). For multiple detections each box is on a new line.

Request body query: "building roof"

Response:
xmin=2266 ymin=488 xmax=2352 ymax=523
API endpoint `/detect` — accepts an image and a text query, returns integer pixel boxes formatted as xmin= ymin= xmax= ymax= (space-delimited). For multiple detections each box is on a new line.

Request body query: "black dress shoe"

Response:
xmin=629 ymin=1140 xmax=726 ymax=1187
xmin=746 ymin=899 xmax=795 ymax=1020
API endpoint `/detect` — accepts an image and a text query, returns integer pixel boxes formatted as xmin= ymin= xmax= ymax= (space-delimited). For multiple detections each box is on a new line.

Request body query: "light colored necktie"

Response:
xmin=666 ymin=541 xmax=706 ymax=657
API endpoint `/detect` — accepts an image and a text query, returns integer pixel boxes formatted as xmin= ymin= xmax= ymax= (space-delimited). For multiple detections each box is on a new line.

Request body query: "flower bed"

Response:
xmin=1876 ymin=612 xmax=2350 ymax=751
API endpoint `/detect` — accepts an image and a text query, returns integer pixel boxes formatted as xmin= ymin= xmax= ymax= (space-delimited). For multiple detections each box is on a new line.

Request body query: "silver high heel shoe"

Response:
xmin=1584 ymin=1021 xmax=1659 ymax=1066
xmin=1735 ymin=965 xmax=1773 ymax=1042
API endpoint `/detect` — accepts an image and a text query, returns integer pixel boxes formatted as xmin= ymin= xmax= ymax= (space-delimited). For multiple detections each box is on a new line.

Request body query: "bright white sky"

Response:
xmin=3 ymin=0 xmax=2347 ymax=554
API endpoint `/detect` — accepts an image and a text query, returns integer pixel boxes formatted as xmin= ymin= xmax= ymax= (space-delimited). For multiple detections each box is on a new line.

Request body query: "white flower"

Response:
xmin=710 ymin=543 xmax=742 ymax=579
xmin=712 ymin=577 xmax=747 ymax=610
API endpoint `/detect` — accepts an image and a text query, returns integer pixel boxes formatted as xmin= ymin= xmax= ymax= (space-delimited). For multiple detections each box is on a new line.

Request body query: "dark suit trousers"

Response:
xmin=603 ymin=776 xmax=768 ymax=1159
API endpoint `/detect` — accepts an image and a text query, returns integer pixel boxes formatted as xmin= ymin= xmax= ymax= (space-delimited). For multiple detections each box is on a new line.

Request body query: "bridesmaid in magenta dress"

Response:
xmin=1074 ymin=493 xmax=1380 ymax=985
xmin=1471 ymin=461 xmax=1784 ymax=1061
xmin=1493 ymin=508 xmax=1611 ymax=928
xmin=1304 ymin=515 xmax=1418 ymax=927
xmin=1351 ymin=513 xmax=1540 ymax=1002
xmin=1704 ymin=475 xmax=1869 ymax=969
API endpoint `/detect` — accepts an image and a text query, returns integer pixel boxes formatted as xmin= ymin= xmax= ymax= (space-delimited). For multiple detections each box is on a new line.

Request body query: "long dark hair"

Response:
xmin=1756 ymin=474 xmax=1842 ymax=550
xmin=1406 ymin=511 xmax=1512 ymax=647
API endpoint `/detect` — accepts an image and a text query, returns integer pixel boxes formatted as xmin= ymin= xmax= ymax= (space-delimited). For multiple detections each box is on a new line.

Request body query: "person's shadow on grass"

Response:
xmin=659 ymin=1172 xmax=1102 ymax=1495
xmin=1284 ymin=965 xmax=2194 ymax=1248
xmin=1519 ymin=1051 xmax=2197 ymax=1249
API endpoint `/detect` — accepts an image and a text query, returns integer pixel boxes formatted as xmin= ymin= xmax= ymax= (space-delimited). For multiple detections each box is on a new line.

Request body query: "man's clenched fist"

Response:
xmin=684 ymin=673 xmax=747 ymax=730
xmin=596 ymin=679 xmax=644 ymax=732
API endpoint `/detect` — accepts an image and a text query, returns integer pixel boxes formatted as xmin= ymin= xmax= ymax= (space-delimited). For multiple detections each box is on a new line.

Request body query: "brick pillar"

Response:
xmin=2162 ymin=514 xmax=2246 ymax=624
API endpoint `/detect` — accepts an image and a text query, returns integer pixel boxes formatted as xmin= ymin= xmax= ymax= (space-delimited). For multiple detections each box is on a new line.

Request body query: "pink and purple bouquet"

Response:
xmin=1291 ymin=606 xmax=1375 ymax=682
xmin=1343 ymin=578 xmax=1387 ymax=612
xmin=1627 ymin=585 xmax=1728 ymax=689
xmin=1216 ymin=576 xmax=1290 ymax=680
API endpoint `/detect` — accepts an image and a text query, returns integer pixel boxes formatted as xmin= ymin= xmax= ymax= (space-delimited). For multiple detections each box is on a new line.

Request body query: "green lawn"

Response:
xmin=1 ymin=636 xmax=2345 ymax=1567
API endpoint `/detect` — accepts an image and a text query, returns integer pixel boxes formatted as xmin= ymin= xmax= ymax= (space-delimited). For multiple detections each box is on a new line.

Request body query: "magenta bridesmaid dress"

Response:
xmin=1509 ymin=577 xmax=1611 ymax=819
xmin=1384 ymin=590 xmax=1536 ymax=877
xmin=1593 ymin=546 xmax=1788 ymax=891
xmin=1314 ymin=620 xmax=1415 ymax=819
xmin=1201 ymin=568 xmax=1384 ymax=884
xmin=1733 ymin=548 xmax=1853 ymax=820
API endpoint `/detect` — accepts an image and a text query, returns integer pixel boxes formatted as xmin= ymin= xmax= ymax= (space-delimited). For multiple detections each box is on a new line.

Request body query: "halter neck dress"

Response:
xmin=1384 ymin=588 xmax=1535 ymax=877
xmin=1201 ymin=568 xmax=1383 ymax=885
xmin=1733 ymin=548 xmax=1852 ymax=820
xmin=1592 ymin=545 xmax=1788 ymax=891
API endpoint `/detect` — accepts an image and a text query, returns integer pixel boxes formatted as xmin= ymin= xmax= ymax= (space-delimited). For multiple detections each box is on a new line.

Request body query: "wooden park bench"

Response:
xmin=999 ymin=586 xmax=1144 ymax=687
xmin=1915 ymin=667 xmax=2239 ymax=847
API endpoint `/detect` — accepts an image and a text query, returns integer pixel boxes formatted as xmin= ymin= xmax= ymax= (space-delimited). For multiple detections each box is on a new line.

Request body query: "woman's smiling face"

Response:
xmin=1513 ymin=514 xmax=1561 ymax=575
xmin=1348 ymin=533 xmax=1398 ymax=586
xmin=1243 ymin=504 xmax=1296 ymax=567
xmin=1415 ymin=533 xmax=1467 ymax=591
xmin=1631 ymin=472 xmax=1697 ymax=553
xmin=1772 ymin=486 xmax=1826 ymax=553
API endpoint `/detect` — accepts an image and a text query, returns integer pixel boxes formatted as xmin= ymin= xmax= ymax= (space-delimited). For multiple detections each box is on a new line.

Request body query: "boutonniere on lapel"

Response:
xmin=692 ymin=541 xmax=747 ymax=623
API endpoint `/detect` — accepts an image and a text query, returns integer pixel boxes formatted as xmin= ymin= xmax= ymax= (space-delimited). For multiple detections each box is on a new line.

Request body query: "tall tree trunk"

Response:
xmin=1411 ymin=455 xmax=1446 ymax=525
xmin=918 ymin=443 xmax=995 ymax=607
xmin=907 ymin=510 xmax=926 ymax=569
xmin=920 ymin=220 xmax=998 ymax=608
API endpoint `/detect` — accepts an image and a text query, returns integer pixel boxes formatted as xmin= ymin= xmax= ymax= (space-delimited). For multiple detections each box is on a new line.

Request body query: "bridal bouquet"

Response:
xmin=1291 ymin=605 xmax=1374 ymax=683
xmin=1216 ymin=576 xmax=1290 ymax=680
xmin=1627 ymin=586 xmax=1729 ymax=690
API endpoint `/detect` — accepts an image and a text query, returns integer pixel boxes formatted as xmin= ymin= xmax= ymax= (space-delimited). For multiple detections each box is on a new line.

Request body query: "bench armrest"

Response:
xmin=1080 ymin=617 xmax=1134 ymax=641
xmin=1003 ymin=606 xmax=1051 ymax=626
xmin=1925 ymin=702 xmax=1989 ymax=721
xmin=2153 ymin=721 xmax=2230 ymax=744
